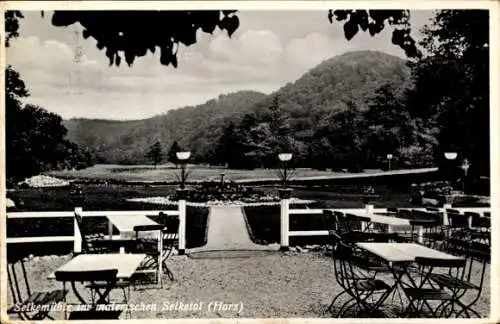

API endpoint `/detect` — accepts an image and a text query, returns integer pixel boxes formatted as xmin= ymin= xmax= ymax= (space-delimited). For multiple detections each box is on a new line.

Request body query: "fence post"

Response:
xmin=178 ymin=199 xmax=186 ymax=255
xmin=280 ymin=198 xmax=290 ymax=251
xmin=73 ymin=207 xmax=82 ymax=254
xmin=443 ymin=203 xmax=452 ymax=226
xmin=365 ymin=204 xmax=374 ymax=216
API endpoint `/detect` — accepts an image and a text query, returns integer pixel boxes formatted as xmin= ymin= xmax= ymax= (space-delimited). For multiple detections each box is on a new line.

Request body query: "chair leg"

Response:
xmin=326 ymin=290 xmax=347 ymax=314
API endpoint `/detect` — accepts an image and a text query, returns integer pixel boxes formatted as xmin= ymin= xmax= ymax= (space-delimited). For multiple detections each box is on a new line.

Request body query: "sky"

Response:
xmin=7 ymin=10 xmax=434 ymax=120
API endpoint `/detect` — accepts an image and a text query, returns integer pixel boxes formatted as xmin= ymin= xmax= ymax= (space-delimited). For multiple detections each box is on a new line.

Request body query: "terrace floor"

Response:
xmin=7 ymin=251 xmax=491 ymax=319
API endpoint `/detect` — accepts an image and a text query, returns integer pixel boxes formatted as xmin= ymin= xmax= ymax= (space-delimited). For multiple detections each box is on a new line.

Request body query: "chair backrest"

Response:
xmin=323 ymin=210 xmax=336 ymax=231
xmin=447 ymin=212 xmax=468 ymax=228
xmin=465 ymin=212 xmax=486 ymax=228
xmin=446 ymin=208 xmax=461 ymax=214
xmin=7 ymin=257 xmax=32 ymax=306
xmin=426 ymin=207 xmax=440 ymax=212
xmin=74 ymin=211 xmax=92 ymax=253
xmin=483 ymin=211 xmax=491 ymax=218
xmin=345 ymin=213 xmax=366 ymax=232
xmin=398 ymin=209 xmax=412 ymax=219
xmin=412 ymin=209 xmax=440 ymax=222
xmin=387 ymin=207 xmax=398 ymax=213
xmin=54 ymin=269 xmax=118 ymax=283
xmin=414 ymin=256 xmax=466 ymax=268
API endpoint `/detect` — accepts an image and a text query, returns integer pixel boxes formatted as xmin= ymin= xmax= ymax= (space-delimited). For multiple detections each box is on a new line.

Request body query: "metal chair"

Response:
xmin=334 ymin=241 xmax=393 ymax=317
xmin=430 ymin=241 xmax=489 ymax=318
xmin=466 ymin=212 xmax=490 ymax=245
xmin=74 ymin=211 xmax=131 ymax=254
xmin=402 ymin=256 xmax=467 ymax=318
xmin=160 ymin=214 xmax=179 ymax=281
xmin=7 ymin=253 xmax=67 ymax=320
xmin=131 ymin=224 xmax=165 ymax=287
xmin=54 ymin=269 xmax=125 ymax=320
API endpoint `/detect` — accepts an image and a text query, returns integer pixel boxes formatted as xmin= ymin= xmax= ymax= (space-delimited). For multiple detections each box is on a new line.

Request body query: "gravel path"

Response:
xmin=189 ymin=207 xmax=277 ymax=254
xmin=7 ymin=252 xmax=490 ymax=320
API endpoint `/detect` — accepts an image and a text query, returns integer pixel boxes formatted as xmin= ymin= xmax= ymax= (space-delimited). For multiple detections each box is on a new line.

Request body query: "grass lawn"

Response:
xmin=48 ymin=164 xmax=382 ymax=183
xmin=7 ymin=251 xmax=490 ymax=319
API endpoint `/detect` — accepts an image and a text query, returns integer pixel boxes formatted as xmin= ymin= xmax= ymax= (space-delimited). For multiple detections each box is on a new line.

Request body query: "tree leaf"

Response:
xmin=343 ymin=20 xmax=359 ymax=41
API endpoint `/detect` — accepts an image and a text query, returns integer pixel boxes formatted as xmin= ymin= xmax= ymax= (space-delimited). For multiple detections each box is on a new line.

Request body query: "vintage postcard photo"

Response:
xmin=1 ymin=1 xmax=498 ymax=322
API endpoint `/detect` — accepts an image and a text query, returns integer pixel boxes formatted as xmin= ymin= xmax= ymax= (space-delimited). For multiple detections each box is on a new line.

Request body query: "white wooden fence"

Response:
xmin=279 ymin=198 xmax=490 ymax=250
xmin=6 ymin=199 xmax=187 ymax=255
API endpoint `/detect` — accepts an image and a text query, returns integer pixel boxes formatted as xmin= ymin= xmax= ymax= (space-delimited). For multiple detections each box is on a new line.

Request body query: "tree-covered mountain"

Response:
xmin=65 ymin=50 xmax=411 ymax=165
xmin=64 ymin=90 xmax=267 ymax=164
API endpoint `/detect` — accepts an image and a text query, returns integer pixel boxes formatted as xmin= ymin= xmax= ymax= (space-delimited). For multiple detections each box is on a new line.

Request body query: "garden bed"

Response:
xmin=243 ymin=202 xmax=334 ymax=247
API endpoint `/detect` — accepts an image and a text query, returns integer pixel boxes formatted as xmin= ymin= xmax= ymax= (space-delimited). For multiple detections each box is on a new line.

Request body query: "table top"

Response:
xmin=49 ymin=253 xmax=146 ymax=280
xmin=357 ymin=242 xmax=464 ymax=263
xmin=107 ymin=214 xmax=160 ymax=234
xmin=349 ymin=212 xmax=410 ymax=226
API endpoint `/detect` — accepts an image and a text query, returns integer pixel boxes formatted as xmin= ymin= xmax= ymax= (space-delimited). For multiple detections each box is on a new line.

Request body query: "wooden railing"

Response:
xmin=279 ymin=198 xmax=490 ymax=250
xmin=6 ymin=201 xmax=187 ymax=254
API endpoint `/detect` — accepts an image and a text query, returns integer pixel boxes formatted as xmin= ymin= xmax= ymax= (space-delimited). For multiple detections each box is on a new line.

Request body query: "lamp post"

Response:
xmin=220 ymin=172 xmax=225 ymax=187
xmin=278 ymin=153 xmax=293 ymax=188
xmin=387 ymin=154 xmax=393 ymax=171
xmin=176 ymin=151 xmax=191 ymax=190
xmin=460 ymin=158 xmax=470 ymax=193
xmin=444 ymin=151 xmax=457 ymax=189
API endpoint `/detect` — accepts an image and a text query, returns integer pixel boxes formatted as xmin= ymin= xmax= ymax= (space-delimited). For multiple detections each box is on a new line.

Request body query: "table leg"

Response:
xmin=417 ymin=226 xmax=423 ymax=244
xmin=108 ymin=219 xmax=113 ymax=240
xmin=158 ymin=230 xmax=163 ymax=288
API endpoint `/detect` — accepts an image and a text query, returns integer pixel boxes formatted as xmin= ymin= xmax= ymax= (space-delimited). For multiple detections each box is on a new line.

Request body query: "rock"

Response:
xmin=296 ymin=246 xmax=309 ymax=253
xmin=268 ymin=243 xmax=280 ymax=249
xmin=289 ymin=246 xmax=297 ymax=252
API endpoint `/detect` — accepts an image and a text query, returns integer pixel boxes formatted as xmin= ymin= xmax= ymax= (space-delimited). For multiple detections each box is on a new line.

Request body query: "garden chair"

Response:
xmin=342 ymin=214 xmax=397 ymax=244
xmin=334 ymin=241 xmax=393 ymax=317
xmin=466 ymin=212 xmax=490 ymax=245
xmin=7 ymin=253 xmax=67 ymax=320
xmin=442 ymin=212 xmax=470 ymax=253
xmin=54 ymin=269 xmax=126 ymax=320
xmin=402 ymin=256 xmax=467 ymax=318
xmin=160 ymin=214 xmax=180 ymax=281
xmin=430 ymin=241 xmax=489 ymax=318
xmin=397 ymin=209 xmax=412 ymax=219
xmin=74 ymin=211 xmax=132 ymax=254
xmin=130 ymin=224 xmax=165 ymax=287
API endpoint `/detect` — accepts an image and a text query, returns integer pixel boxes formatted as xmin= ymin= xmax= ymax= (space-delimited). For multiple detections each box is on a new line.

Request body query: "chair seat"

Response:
xmin=9 ymin=289 xmax=66 ymax=313
xmin=430 ymin=273 xmax=479 ymax=290
xmin=403 ymin=288 xmax=453 ymax=300
xmin=355 ymin=279 xmax=391 ymax=291
xmin=85 ymin=281 xmax=131 ymax=289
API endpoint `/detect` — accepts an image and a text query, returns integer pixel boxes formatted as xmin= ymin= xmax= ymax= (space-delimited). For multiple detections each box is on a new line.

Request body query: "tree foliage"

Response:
xmin=5 ymin=12 xmax=93 ymax=187
xmin=145 ymin=141 xmax=163 ymax=167
xmin=50 ymin=10 xmax=239 ymax=67
xmin=408 ymin=10 xmax=490 ymax=176
xmin=167 ymin=141 xmax=180 ymax=166
xmin=329 ymin=10 xmax=420 ymax=58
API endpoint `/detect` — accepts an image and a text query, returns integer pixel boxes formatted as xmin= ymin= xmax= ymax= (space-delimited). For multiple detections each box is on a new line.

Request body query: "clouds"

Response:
xmin=6 ymin=10 xmax=433 ymax=120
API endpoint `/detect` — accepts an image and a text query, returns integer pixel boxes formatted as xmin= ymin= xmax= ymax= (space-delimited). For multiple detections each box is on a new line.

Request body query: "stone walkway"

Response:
xmin=188 ymin=206 xmax=278 ymax=256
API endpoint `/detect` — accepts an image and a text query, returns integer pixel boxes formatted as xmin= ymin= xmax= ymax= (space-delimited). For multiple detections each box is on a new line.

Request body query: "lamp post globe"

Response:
xmin=176 ymin=151 xmax=191 ymax=190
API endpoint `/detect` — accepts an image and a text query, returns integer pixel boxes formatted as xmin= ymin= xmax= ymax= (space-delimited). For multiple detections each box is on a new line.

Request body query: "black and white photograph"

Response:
xmin=2 ymin=1 xmax=498 ymax=321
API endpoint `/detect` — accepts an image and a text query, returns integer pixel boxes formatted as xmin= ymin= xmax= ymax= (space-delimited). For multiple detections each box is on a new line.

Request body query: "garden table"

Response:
xmin=48 ymin=253 xmax=146 ymax=305
xmin=356 ymin=242 xmax=465 ymax=317
xmin=107 ymin=214 xmax=160 ymax=240
xmin=107 ymin=215 xmax=164 ymax=286
xmin=349 ymin=212 xmax=423 ymax=243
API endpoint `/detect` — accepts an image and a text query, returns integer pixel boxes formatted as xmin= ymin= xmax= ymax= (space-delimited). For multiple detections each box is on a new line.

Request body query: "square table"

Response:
xmin=356 ymin=242 xmax=463 ymax=264
xmin=49 ymin=253 xmax=147 ymax=280
xmin=356 ymin=243 xmax=465 ymax=317
xmin=349 ymin=212 xmax=423 ymax=243
xmin=107 ymin=215 xmax=164 ymax=287
xmin=107 ymin=214 xmax=160 ymax=240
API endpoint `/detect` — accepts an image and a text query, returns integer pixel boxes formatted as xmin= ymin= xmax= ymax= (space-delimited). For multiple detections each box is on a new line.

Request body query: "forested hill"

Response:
xmin=65 ymin=50 xmax=412 ymax=165
xmin=64 ymin=90 xmax=267 ymax=164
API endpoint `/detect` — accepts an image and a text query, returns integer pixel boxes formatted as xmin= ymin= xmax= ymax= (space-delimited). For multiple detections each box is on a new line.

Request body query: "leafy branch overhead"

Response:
xmin=50 ymin=10 xmax=240 ymax=67
xmin=329 ymin=10 xmax=421 ymax=58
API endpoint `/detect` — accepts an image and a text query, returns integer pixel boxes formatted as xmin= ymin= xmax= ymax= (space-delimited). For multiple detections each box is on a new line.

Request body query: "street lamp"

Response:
xmin=278 ymin=153 xmax=293 ymax=188
xmin=460 ymin=158 xmax=470 ymax=192
xmin=176 ymin=151 xmax=191 ymax=189
xmin=444 ymin=152 xmax=457 ymax=160
xmin=387 ymin=154 xmax=393 ymax=171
